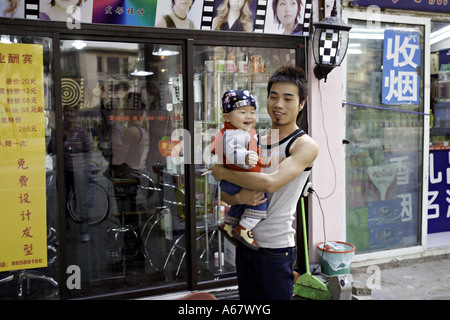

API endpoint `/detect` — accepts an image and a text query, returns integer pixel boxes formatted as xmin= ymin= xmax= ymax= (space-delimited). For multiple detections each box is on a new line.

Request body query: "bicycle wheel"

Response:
xmin=68 ymin=183 xmax=109 ymax=225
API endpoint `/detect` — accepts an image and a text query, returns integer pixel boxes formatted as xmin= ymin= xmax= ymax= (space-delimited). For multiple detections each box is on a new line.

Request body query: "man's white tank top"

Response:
xmin=253 ymin=128 xmax=311 ymax=248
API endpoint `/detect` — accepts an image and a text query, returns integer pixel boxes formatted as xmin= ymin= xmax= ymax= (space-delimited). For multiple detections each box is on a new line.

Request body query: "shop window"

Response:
xmin=106 ymin=57 xmax=120 ymax=74
xmin=192 ymin=45 xmax=297 ymax=281
xmin=97 ymin=56 xmax=102 ymax=73
xmin=58 ymin=40 xmax=186 ymax=298
xmin=344 ymin=20 xmax=425 ymax=253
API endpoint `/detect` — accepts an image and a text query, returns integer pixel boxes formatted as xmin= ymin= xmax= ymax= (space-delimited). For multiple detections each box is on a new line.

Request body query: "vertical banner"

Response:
xmin=0 ymin=43 xmax=47 ymax=271
xmin=428 ymin=149 xmax=450 ymax=234
xmin=382 ymin=28 xmax=421 ymax=105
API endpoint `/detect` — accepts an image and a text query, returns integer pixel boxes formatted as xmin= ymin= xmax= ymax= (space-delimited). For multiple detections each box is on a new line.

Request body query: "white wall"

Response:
xmin=308 ymin=0 xmax=346 ymax=262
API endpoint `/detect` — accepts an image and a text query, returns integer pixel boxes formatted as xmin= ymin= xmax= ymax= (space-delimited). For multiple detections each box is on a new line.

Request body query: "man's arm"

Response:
xmin=211 ymin=134 xmax=318 ymax=194
xmin=221 ymin=188 xmax=267 ymax=207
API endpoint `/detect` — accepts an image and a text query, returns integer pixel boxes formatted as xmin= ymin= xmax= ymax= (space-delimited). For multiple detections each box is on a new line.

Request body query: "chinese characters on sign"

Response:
xmin=354 ymin=0 xmax=449 ymax=14
xmin=428 ymin=150 xmax=450 ymax=233
xmin=104 ymin=5 xmax=145 ymax=17
xmin=92 ymin=0 xmax=157 ymax=27
xmin=382 ymin=29 xmax=422 ymax=105
xmin=0 ymin=43 xmax=47 ymax=272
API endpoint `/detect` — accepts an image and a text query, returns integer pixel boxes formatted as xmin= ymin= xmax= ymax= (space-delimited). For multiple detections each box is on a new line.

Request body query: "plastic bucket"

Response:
xmin=317 ymin=241 xmax=356 ymax=276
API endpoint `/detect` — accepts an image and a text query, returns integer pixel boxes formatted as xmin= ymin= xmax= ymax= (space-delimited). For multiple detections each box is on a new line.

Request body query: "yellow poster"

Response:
xmin=0 ymin=43 xmax=47 ymax=271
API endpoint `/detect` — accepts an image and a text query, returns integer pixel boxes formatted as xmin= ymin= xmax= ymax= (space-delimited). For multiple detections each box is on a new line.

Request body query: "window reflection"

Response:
xmin=345 ymin=21 xmax=423 ymax=254
xmin=193 ymin=45 xmax=297 ymax=282
xmin=59 ymin=41 xmax=186 ymax=297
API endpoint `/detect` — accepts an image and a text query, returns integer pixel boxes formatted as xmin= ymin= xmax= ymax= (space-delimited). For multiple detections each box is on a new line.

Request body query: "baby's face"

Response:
xmin=224 ymin=106 xmax=256 ymax=131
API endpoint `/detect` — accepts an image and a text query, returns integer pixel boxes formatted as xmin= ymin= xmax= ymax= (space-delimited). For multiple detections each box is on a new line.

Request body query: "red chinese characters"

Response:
xmin=17 ymin=158 xmax=34 ymax=256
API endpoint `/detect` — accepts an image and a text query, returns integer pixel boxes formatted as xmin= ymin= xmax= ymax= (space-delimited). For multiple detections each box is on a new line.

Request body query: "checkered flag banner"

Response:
xmin=302 ymin=0 xmax=312 ymax=36
xmin=25 ymin=0 xmax=39 ymax=20
xmin=253 ymin=0 xmax=268 ymax=33
xmin=319 ymin=29 xmax=339 ymax=65
xmin=200 ymin=0 xmax=215 ymax=30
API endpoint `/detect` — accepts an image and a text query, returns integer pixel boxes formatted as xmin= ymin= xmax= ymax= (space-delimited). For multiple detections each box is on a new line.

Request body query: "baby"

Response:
xmin=211 ymin=89 xmax=267 ymax=250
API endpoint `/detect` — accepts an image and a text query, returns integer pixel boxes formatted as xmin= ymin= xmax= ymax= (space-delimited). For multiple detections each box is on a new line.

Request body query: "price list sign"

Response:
xmin=0 ymin=43 xmax=47 ymax=271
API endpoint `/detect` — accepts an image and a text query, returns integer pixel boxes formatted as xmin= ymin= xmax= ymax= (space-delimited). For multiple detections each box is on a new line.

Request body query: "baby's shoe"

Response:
xmin=232 ymin=225 xmax=259 ymax=250
xmin=218 ymin=223 xmax=236 ymax=245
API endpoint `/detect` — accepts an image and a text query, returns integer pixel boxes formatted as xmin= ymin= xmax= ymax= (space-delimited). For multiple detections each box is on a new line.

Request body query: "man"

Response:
xmin=210 ymin=65 xmax=318 ymax=300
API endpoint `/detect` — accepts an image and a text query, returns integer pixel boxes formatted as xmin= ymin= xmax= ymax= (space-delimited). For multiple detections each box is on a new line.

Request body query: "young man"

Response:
xmin=210 ymin=65 xmax=318 ymax=300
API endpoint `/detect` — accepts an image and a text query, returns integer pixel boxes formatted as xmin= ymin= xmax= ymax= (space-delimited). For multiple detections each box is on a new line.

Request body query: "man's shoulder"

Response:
xmin=289 ymin=133 xmax=319 ymax=158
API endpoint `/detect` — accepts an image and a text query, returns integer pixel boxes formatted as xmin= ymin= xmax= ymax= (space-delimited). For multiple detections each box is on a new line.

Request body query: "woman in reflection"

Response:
xmin=155 ymin=0 xmax=196 ymax=29
xmin=1 ymin=0 xmax=20 ymax=17
xmin=110 ymin=81 xmax=133 ymax=110
xmin=39 ymin=0 xmax=87 ymax=21
xmin=272 ymin=0 xmax=303 ymax=35
xmin=212 ymin=0 xmax=253 ymax=32
xmin=111 ymin=83 xmax=148 ymax=173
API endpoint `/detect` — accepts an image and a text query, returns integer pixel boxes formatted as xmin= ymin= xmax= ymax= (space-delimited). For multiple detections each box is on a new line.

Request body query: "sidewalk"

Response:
xmin=142 ymin=254 xmax=450 ymax=300
xmin=351 ymin=254 xmax=450 ymax=300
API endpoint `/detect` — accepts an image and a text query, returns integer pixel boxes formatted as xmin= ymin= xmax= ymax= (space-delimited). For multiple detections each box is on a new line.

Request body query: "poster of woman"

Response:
xmin=155 ymin=0 xmax=203 ymax=29
xmin=39 ymin=0 xmax=93 ymax=23
xmin=264 ymin=0 xmax=306 ymax=35
xmin=0 ymin=0 xmax=24 ymax=18
xmin=211 ymin=0 xmax=256 ymax=32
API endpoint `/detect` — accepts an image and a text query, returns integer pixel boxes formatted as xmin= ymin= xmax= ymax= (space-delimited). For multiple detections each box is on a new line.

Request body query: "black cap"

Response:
xmin=222 ymin=89 xmax=256 ymax=114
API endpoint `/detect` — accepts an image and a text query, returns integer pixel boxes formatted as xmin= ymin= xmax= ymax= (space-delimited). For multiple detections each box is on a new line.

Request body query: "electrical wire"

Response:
xmin=308 ymin=187 xmax=327 ymax=275
xmin=316 ymin=82 xmax=337 ymax=200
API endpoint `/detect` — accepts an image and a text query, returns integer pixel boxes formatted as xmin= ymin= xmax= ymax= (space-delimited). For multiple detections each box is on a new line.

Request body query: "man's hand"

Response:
xmin=210 ymin=163 xmax=226 ymax=181
xmin=221 ymin=188 xmax=267 ymax=207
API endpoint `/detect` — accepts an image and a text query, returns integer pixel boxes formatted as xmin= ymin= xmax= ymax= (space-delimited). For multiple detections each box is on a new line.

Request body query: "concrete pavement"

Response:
xmin=142 ymin=254 xmax=450 ymax=300
xmin=351 ymin=254 xmax=450 ymax=300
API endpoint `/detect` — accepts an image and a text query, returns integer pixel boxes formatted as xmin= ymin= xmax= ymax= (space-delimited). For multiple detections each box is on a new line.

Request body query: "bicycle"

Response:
xmin=67 ymin=179 xmax=110 ymax=225
xmin=139 ymin=181 xmax=218 ymax=278
xmin=45 ymin=167 xmax=111 ymax=226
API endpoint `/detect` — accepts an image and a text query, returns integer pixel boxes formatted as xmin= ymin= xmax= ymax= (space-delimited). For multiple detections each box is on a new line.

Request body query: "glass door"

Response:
xmin=192 ymin=45 xmax=297 ymax=281
xmin=343 ymin=14 xmax=429 ymax=254
xmin=59 ymin=40 xmax=186 ymax=297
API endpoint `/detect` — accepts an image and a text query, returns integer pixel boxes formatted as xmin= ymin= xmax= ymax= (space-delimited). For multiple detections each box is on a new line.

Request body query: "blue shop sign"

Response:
xmin=428 ymin=149 xmax=450 ymax=234
xmin=352 ymin=0 xmax=449 ymax=14
xmin=382 ymin=29 xmax=421 ymax=105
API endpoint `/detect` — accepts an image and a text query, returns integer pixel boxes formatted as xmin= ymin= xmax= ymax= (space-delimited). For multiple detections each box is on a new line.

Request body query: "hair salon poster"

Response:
xmin=3 ymin=0 xmax=311 ymax=36
xmin=0 ymin=43 xmax=47 ymax=272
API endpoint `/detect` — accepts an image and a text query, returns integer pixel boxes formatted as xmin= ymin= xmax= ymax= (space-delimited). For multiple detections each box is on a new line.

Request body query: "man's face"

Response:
xmin=267 ymin=82 xmax=302 ymax=127
xmin=63 ymin=107 xmax=78 ymax=122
